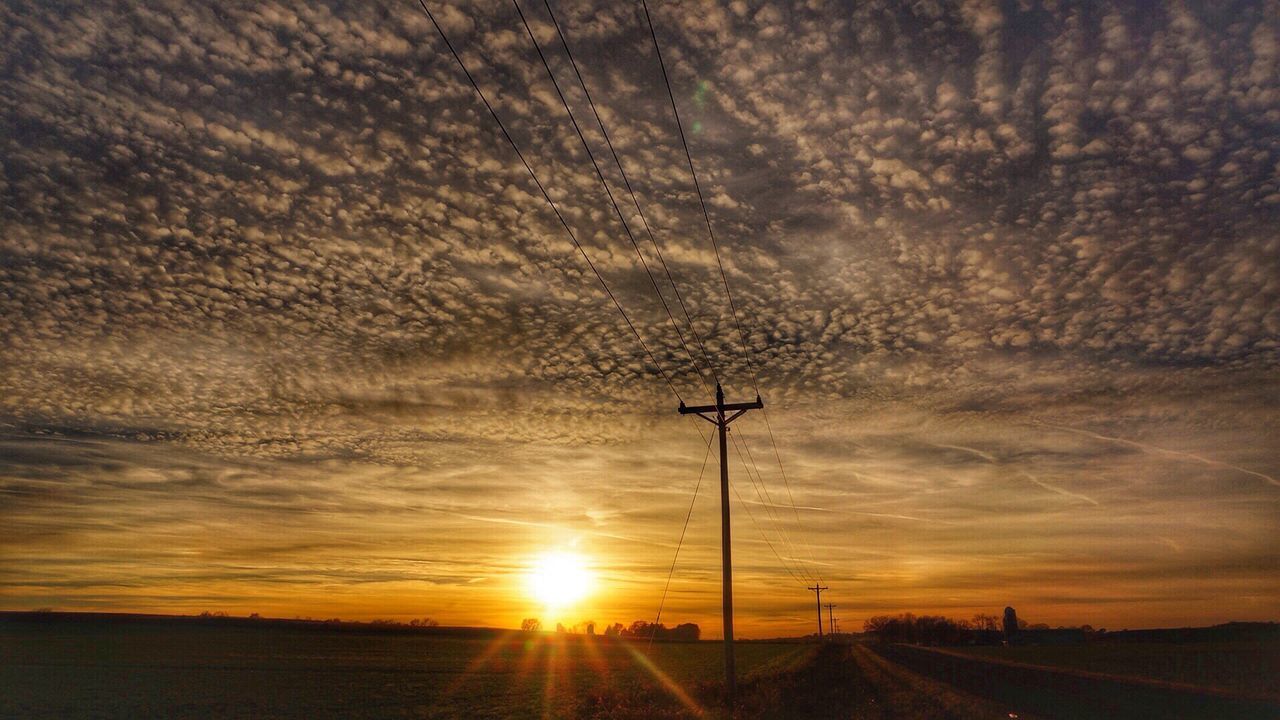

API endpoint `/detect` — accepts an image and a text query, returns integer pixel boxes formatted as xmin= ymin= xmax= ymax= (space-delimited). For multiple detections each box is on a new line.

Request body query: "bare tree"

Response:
xmin=972 ymin=613 xmax=1000 ymax=631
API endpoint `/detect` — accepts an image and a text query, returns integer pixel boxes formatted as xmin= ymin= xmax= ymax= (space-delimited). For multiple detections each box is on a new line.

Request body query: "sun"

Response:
xmin=526 ymin=551 xmax=594 ymax=609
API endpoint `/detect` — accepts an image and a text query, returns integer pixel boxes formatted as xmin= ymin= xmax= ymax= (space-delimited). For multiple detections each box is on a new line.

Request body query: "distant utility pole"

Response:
xmin=824 ymin=603 xmax=836 ymax=636
xmin=679 ymin=383 xmax=762 ymax=702
xmin=808 ymin=584 xmax=829 ymax=637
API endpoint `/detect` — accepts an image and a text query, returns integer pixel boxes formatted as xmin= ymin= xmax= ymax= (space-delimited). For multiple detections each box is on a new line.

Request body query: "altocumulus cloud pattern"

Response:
xmin=0 ymin=0 xmax=1277 ymax=631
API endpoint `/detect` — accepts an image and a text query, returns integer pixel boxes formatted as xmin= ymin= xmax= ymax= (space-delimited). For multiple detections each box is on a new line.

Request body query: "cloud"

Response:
xmin=0 ymin=0 xmax=1277 ymax=632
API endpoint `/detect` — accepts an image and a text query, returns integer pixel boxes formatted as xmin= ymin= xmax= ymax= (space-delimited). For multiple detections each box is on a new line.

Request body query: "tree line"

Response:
xmin=520 ymin=618 xmax=700 ymax=641
xmin=863 ymin=612 xmax=1093 ymax=645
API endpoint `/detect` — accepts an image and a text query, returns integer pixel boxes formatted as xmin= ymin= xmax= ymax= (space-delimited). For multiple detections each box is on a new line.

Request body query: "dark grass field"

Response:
xmin=0 ymin=615 xmax=809 ymax=718
xmin=4 ymin=614 xmax=1279 ymax=719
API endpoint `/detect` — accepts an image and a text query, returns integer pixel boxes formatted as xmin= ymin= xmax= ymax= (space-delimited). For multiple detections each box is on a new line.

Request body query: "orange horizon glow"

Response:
xmin=5 ymin=539 xmax=1276 ymax=638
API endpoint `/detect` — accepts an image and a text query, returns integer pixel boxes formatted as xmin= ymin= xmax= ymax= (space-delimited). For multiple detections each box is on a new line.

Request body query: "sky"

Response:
xmin=1 ymin=0 xmax=1278 ymax=638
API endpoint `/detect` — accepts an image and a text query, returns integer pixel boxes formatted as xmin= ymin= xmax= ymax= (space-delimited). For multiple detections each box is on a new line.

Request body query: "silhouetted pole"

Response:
xmin=825 ymin=603 xmax=836 ymax=636
xmin=808 ymin=584 xmax=828 ymax=637
xmin=679 ymin=383 xmax=762 ymax=704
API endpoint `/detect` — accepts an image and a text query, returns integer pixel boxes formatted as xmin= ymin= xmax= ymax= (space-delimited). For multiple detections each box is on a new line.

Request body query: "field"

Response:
xmin=941 ymin=640 xmax=1280 ymax=700
xmin=3 ymin=615 xmax=1278 ymax=719
xmin=877 ymin=642 xmax=1280 ymax=720
xmin=0 ymin=616 xmax=811 ymax=719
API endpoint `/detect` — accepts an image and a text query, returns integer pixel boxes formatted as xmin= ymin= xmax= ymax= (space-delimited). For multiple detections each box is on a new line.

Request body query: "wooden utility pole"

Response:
xmin=825 ymin=603 xmax=836 ymax=637
xmin=808 ymin=584 xmax=828 ymax=637
xmin=678 ymin=383 xmax=762 ymax=702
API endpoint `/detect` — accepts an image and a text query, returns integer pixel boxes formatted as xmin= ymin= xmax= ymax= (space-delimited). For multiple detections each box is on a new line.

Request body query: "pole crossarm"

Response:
xmin=678 ymin=397 xmax=763 ymax=416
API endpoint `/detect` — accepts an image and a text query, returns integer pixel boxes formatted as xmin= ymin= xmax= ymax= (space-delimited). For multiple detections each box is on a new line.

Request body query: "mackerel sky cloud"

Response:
xmin=1 ymin=0 xmax=1277 ymax=635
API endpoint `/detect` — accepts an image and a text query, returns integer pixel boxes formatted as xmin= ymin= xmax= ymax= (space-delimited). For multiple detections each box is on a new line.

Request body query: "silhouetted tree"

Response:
xmin=615 ymin=620 xmax=700 ymax=641
xmin=521 ymin=618 xmax=542 ymax=632
xmin=864 ymin=613 xmax=973 ymax=645
xmin=670 ymin=623 xmax=700 ymax=641
xmin=971 ymin=613 xmax=999 ymax=631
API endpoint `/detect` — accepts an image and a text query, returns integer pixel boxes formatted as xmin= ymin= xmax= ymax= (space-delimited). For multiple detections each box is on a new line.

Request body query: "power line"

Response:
xmin=728 ymin=451 xmax=806 ymax=586
xmin=734 ymin=428 xmax=815 ymax=583
xmin=538 ymin=0 xmax=722 ymax=391
xmin=413 ymin=0 xmax=684 ymax=403
xmin=729 ymin=428 xmax=810 ymax=584
xmin=728 ymin=428 xmax=807 ymax=585
xmin=639 ymin=0 xmax=757 ymax=393
xmin=649 ymin=430 xmax=715 ymax=647
xmin=512 ymin=0 xmax=715 ymax=401
xmin=640 ymin=0 xmax=820 ymax=582
xmin=759 ymin=412 xmax=823 ymax=583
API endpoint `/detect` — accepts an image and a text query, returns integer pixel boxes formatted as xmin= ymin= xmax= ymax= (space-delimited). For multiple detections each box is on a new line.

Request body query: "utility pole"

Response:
xmin=808 ymin=584 xmax=828 ymax=637
xmin=678 ymin=383 xmax=762 ymax=703
xmin=825 ymin=603 xmax=837 ymax=637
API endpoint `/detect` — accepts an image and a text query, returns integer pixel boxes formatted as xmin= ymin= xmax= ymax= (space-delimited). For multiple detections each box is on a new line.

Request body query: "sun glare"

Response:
xmin=527 ymin=552 xmax=594 ymax=609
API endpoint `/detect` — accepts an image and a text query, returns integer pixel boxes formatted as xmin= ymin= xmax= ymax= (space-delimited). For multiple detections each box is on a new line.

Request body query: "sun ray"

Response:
xmin=616 ymin=638 xmax=706 ymax=717
xmin=440 ymin=630 xmax=521 ymax=700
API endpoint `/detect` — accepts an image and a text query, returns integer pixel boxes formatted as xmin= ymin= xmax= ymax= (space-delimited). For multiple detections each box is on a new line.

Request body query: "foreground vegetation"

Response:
xmin=0 ymin=615 xmax=804 ymax=718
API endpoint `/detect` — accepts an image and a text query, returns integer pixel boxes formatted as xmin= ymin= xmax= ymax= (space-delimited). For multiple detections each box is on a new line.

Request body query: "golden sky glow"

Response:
xmin=1 ymin=0 xmax=1278 ymax=637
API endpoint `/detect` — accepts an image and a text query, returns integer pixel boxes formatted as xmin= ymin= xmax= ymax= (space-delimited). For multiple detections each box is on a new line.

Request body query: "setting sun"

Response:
xmin=527 ymin=552 xmax=594 ymax=610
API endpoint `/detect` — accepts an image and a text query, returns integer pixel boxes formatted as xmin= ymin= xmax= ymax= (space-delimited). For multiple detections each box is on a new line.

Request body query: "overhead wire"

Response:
xmin=757 ymin=414 xmax=823 ymax=582
xmin=538 ymin=0 xmax=722 ymax=392
xmin=413 ymin=0 xmax=686 ymax=404
xmin=512 ymin=0 xmax=716 ymax=402
xmin=649 ymin=430 xmax=715 ymax=647
xmin=727 ymin=429 xmax=806 ymax=585
xmin=729 ymin=428 xmax=811 ymax=585
xmin=734 ymin=428 xmax=815 ymax=583
xmin=639 ymin=0 xmax=756 ymax=391
xmin=641 ymin=0 xmax=823 ymax=583
xmin=499 ymin=0 xmax=722 ymax=511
